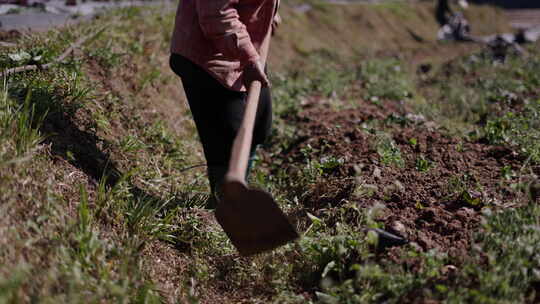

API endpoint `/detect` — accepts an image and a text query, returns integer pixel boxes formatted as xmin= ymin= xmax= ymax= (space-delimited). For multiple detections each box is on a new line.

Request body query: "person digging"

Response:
xmin=169 ymin=0 xmax=297 ymax=256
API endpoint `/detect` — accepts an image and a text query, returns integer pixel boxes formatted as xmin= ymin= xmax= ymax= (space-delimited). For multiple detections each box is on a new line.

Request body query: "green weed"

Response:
xmin=87 ymin=39 xmax=125 ymax=70
xmin=484 ymin=99 xmax=540 ymax=163
xmin=358 ymin=59 xmax=413 ymax=101
xmin=126 ymin=194 xmax=176 ymax=242
xmin=374 ymin=133 xmax=405 ymax=167
xmin=415 ymin=155 xmax=433 ymax=172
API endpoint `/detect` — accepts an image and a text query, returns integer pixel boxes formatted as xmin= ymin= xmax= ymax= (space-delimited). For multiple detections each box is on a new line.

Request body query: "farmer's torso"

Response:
xmin=171 ymin=0 xmax=278 ymax=91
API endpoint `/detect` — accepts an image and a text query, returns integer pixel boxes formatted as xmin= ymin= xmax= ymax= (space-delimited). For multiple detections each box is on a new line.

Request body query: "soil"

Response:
xmin=0 ymin=28 xmax=20 ymax=40
xmin=267 ymin=97 xmax=527 ymax=258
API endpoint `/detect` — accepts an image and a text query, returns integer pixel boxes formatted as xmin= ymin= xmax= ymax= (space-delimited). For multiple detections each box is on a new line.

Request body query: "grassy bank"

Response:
xmin=1 ymin=1 xmax=539 ymax=303
xmin=270 ymin=0 xmax=511 ymax=69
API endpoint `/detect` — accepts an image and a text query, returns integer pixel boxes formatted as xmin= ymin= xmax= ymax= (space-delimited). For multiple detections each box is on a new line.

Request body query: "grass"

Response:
xmin=0 ymin=1 xmax=539 ymax=303
xmin=0 ymin=7 xmax=209 ymax=303
xmin=261 ymin=26 xmax=540 ymax=304
xmin=358 ymin=58 xmax=414 ymax=102
xmin=375 ymin=132 xmax=405 ymax=167
xmin=270 ymin=0 xmax=511 ymax=71
xmin=484 ymin=100 xmax=540 ymax=163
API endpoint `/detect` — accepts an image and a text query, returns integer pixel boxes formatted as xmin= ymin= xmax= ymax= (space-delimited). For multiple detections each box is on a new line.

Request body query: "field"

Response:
xmin=1 ymin=1 xmax=540 ymax=303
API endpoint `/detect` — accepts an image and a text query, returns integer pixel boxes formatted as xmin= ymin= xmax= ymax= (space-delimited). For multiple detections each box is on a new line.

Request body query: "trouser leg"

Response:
xmin=170 ymin=54 xmax=272 ymax=208
xmin=185 ymin=86 xmax=272 ymax=202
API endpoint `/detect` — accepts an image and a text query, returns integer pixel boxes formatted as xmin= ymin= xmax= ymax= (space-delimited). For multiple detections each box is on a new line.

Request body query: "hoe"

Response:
xmin=215 ymin=33 xmax=299 ymax=256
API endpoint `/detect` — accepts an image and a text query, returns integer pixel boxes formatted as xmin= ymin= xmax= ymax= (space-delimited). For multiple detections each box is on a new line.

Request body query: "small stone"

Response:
xmin=424 ymin=121 xmax=438 ymax=130
xmin=417 ymin=231 xmax=433 ymax=248
xmin=393 ymin=180 xmax=405 ymax=192
xmin=449 ymin=220 xmax=462 ymax=230
xmin=456 ymin=207 xmax=474 ymax=219
xmin=353 ymin=163 xmax=365 ymax=174
xmin=391 ymin=221 xmax=407 ymax=236
xmin=409 ymin=241 xmax=422 ymax=252
xmin=405 ymin=113 xmax=425 ymax=123
xmin=442 ymin=265 xmax=458 ymax=275
xmin=373 ymin=167 xmax=382 ymax=179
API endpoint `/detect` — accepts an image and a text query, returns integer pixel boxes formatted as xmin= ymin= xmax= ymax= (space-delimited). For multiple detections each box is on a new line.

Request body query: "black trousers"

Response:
xmin=169 ymin=53 xmax=272 ymax=196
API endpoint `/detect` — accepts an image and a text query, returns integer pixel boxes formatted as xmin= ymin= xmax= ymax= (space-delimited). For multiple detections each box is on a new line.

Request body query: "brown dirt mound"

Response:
xmin=273 ymin=98 xmax=526 ymax=257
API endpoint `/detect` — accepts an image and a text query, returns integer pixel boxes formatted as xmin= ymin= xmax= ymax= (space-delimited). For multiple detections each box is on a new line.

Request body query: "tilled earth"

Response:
xmin=269 ymin=97 xmax=529 ymax=257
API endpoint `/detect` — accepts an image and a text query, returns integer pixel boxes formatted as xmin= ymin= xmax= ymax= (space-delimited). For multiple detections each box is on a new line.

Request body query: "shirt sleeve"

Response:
xmin=195 ymin=0 xmax=260 ymax=65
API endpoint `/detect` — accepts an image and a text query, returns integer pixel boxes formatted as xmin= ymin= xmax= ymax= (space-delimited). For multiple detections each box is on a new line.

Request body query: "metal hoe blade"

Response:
xmin=215 ymin=179 xmax=299 ymax=256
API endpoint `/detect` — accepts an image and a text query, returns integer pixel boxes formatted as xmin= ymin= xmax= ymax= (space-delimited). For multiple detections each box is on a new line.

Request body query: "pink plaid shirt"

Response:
xmin=171 ymin=0 xmax=279 ymax=92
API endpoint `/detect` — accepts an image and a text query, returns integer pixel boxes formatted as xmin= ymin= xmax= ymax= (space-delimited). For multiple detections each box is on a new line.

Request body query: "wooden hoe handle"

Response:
xmin=226 ymin=33 xmax=272 ymax=183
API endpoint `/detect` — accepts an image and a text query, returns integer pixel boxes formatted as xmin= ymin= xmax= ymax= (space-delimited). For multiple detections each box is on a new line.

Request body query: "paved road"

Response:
xmin=0 ymin=12 xmax=91 ymax=31
xmin=0 ymin=0 xmax=171 ymax=31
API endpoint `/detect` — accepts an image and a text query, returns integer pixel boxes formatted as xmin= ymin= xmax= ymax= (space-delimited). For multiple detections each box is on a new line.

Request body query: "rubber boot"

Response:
xmin=246 ymin=147 xmax=257 ymax=183
xmin=206 ymin=166 xmax=228 ymax=209
xmin=206 ymin=148 xmax=257 ymax=209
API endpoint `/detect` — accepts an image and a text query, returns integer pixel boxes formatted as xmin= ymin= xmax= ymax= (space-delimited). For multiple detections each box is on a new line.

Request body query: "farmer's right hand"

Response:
xmin=243 ymin=59 xmax=270 ymax=88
